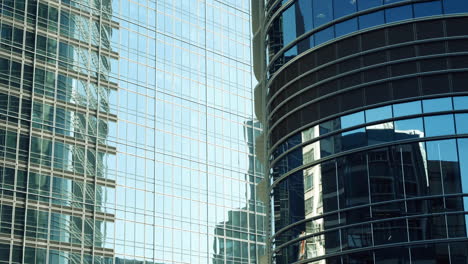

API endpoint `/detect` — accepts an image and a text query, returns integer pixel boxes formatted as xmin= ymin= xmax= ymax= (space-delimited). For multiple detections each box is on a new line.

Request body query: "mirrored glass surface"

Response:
xmin=424 ymin=115 xmax=455 ymax=137
xmin=393 ymin=101 xmax=422 ymax=117
xmin=340 ymin=111 xmax=365 ymax=129
xmin=453 ymin=96 xmax=468 ymax=110
xmin=422 ymin=97 xmax=453 ymax=113
xmin=365 ymin=105 xmax=392 ymax=123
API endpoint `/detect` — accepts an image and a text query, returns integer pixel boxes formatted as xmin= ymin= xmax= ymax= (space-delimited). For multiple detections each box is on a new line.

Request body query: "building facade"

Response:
xmin=0 ymin=0 xmax=266 ymax=263
xmin=252 ymin=0 xmax=468 ymax=263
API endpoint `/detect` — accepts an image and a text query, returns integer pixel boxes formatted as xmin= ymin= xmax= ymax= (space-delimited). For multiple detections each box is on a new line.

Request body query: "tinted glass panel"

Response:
xmin=385 ymin=5 xmax=413 ymax=23
xmin=334 ymin=0 xmax=357 ymax=18
xmin=414 ymin=1 xmax=443 ymax=17
xmin=359 ymin=11 xmax=384 ymax=29
xmin=455 ymin=114 xmax=468 ymax=134
xmin=454 ymin=96 xmax=468 ymax=110
xmin=313 ymin=0 xmax=333 ymax=27
xmin=340 ymin=111 xmax=365 ymax=129
xmin=358 ymin=0 xmax=383 ymax=10
xmin=444 ymin=0 xmax=468 ymax=13
xmin=423 ymin=97 xmax=453 ymax=113
xmin=393 ymin=101 xmax=422 ymax=117
xmin=365 ymin=105 xmax=392 ymax=123
xmin=424 ymin=115 xmax=455 ymax=137
xmin=458 ymin=139 xmax=468 ymax=193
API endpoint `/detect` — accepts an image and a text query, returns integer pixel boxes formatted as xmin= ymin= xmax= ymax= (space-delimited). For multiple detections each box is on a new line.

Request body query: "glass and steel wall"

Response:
xmin=252 ymin=0 xmax=468 ymax=263
xmin=0 ymin=0 xmax=265 ymax=263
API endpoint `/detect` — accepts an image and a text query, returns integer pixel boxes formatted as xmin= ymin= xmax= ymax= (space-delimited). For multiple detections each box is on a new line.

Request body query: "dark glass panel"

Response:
xmin=457 ymin=139 xmax=468 ymax=193
xmin=375 ymin=247 xmax=410 ymax=264
xmin=418 ymin=41 xmax=445 ymax=56
xmin=411 ymin=244 xmax=450 ymax=264
xmin=452 ymin=72 xmax=468 ymax=93
xmin=341 ymin=207 xmax=371 ymax=225
xmin=446 ymin=18 xmax=468 ymax=36
xmin=426 ymin=139 xmax=461 ymax=194
xmin=368 ymin=147 xmax=404 ymax=202
xmin=420 ymin=58 xmax=447 ymax=72
xmin=451 ymin=242 xmax=468 ymax=264
xmin=337 ymin=152 xmax=369 ymax=208
xmin=340 ymin=88 xmax=365 ymax=112
xmin=342 ymin=251 xmax=373 ymax=264
xmin=389 ymin=45 xmax=416 ymax=60
xmin=321 ymin=161 xmax=339 ymax=212
xmin=391 ymin=61 xmax=417 ymax=77
xmin=408 ymin=215 xmax=447 ymax=241
xmin=341 ymin=224 xmax=372 ymax=250
xmin=416 ymin=20 xmax=444 ymax=40
xmin=421 ymin=74 xmax=449 ymax=95
xmin=447 ymin=214 xmax=468 ymax=238
xmin=392 ymin=78 xmax=420 ymax=100
xmin=373 ymin=219 xmax=407 ymax=245
xmin=406 ymin=198 xmax=445 ymax=215
xmin=365 ymin=83 xmax=392 ymax=105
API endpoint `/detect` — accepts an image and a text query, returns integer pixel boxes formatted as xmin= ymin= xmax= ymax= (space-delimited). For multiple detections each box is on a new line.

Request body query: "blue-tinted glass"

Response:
xmin=284 ymin=46 xmax=298 ymax=59
xmin=334 ymin=0 xmax=357 ymax=18
xmin=443 ymin=0 xmax=468 ymax=13
xmin=342 ymin=128 xmax=367 ymax=150
xmin=455 ymin=114 xmax=468 ymax=134
xmin=313 ymin=0 xmax=333 ymax=26
xmin=341 ymin=111 xmax=365 ymax=129
xmin=460 ymin=139 xmax=468 ymax=193
xmin=414 ymin=2 xmax=443 ymax=17
xmin=385 ymin=5 xmax=413 ymax=23
xmin=393 ymin=101 xmax=422 ymax=117
xmin=423 ymin=98 xmax=453 ymax=113
xmin=358 ymin=0 xmax=383 ymax=10
xmin=424 ymin=115 xmax=455 ymax=137
xmin=336 ymin=18 xmax=358 ymax=37
xmin=359 ymin=11 xmax=385 ymax=29
xmin=454 ymin=96 xmax=468 ymax=110
xmin=297 ymin=0 xmax=314 ymax=34
xmin=282 ymin=5 xmax=298 ymax=45
xmin=315 ymin=27 xmax=334 ymax=45
xmin=394 ymin=118 xmax=424 ymax=139
xmin=365 ymin=106 xmax=392 ymax=123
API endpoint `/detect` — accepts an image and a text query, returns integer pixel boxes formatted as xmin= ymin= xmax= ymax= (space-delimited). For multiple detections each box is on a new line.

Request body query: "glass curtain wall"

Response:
xmin=0 ymin=0 xmax=265 ymax=263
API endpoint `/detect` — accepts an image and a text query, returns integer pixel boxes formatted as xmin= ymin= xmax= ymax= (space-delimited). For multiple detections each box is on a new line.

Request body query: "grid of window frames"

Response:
xmin=0 ymin=0 xmax=265 ymax=263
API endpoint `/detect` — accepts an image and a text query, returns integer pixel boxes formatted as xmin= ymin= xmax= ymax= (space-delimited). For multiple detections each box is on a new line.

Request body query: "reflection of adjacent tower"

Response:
xmin=212 ymin=120 xmax=266 ymax=263
xmin=0 ymin=0 xmax=117 ymax=261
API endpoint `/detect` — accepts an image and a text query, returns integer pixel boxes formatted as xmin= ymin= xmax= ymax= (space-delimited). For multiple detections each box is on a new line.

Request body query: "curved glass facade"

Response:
xmin=0 ymin=0 xmax=266 ymax=263
xmin=254 ymin=0 xmax=468 ymax=263
xmin=266 ymin=0 xmax=468 ymax=76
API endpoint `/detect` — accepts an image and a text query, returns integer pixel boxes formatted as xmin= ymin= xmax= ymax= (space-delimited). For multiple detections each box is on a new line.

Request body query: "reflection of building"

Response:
xmin=1 ymin=1 xmax=264 ymax=264
xmin=0 ymin=0 xmax=116 ymax=262
xmin=212 ymin=121 xmax=266 ymax=264
xmin=253 ymin=1 xmax=468 ymax=263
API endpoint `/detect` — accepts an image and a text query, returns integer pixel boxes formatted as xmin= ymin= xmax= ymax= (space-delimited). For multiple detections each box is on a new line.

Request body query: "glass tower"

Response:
xmin=253 ymin=0 xmax=468 ymax=263
xmin=0 ymin=0 xmax=266 ymax=263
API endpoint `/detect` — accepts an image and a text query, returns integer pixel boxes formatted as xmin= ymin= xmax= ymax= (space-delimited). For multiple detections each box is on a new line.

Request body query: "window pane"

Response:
xmin=340 ymin=111 xmax=365 ymax=129
xmin=334 ymin=0 xmax=357 ymax=18
xmin=359 ymin=11 xmax=385 ymax=29
xmin=366 ymin=105 xmax=392 ymax=122
xmin=313 ymin=0 xmax=333 ymax=27
xmin=358 ymin=0 xmax=383 ymax=10
xmin=423 ymin=97 xmax=453 ymax=113
xmin=424 ymin=115 xmax=455 ymax=137
xmin=444 ymin=0 xmax=468 ymax=13
xmin=394 ymin=118 xmax=424 ymax=139
xmin=414 ymin=2 xmax=443 ymax=17
xmin=393 ymin=101 xmax=422 ymax=117
xmin=385 ymin=5 xmax=413 ymax=23
xmin=454 ymin=96 xmax=468 ymax=110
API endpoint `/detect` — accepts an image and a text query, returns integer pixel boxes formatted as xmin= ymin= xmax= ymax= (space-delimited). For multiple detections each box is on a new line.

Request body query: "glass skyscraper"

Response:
xmin=0 ymin=0 xmax=266 ymax=263
xmin=253 ymin=0 xmax=468 ymax=263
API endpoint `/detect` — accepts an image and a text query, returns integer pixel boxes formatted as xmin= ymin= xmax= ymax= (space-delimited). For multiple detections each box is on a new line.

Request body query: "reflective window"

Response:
xmin=358 ymin=0 xmax=383 ymax=10
xmin=394 ymin=101 xmax=422 ymax=117
xmin=424 ymin=115 xmax=455 ymax=137
xmin=414 ymin=1 xmax=443 ymax=17
xmin=359 ymin=11 xmax=385 ymax=29
xmin=365 ymin=105 xmax=392 ymax=122
xmin=444 ymin=0 xmax=468 ymax=13
xmin=385 ymin=5 xmax=413 ymax=23
xmin=340 ymin=111 xmax=365 ymax=129
xmin=335 ymin=18 xmax=358 ymax=37
xmin=458 ymin=139 xmax=468 ymax=193
xmin=423 ymin=97 xmax=453 ymax=113
xmin=334 ymin=0 xmax=357 ymax=18
xmin=426 ymin=139 xmax=461 ymax=194
xmin=455 ymin=114 xmax=468 ymax=134
xmin=313 ymin=0 xmax=333 ymax=27
xmin=394 ymin=118 xmax=424 ymax=139
xmin=453 ymin=96 xmax=468 ymax=110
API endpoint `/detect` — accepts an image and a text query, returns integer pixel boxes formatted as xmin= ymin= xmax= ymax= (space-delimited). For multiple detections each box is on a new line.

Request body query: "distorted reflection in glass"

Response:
xmin=426 ymin=139 xmax=461 ymax=194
